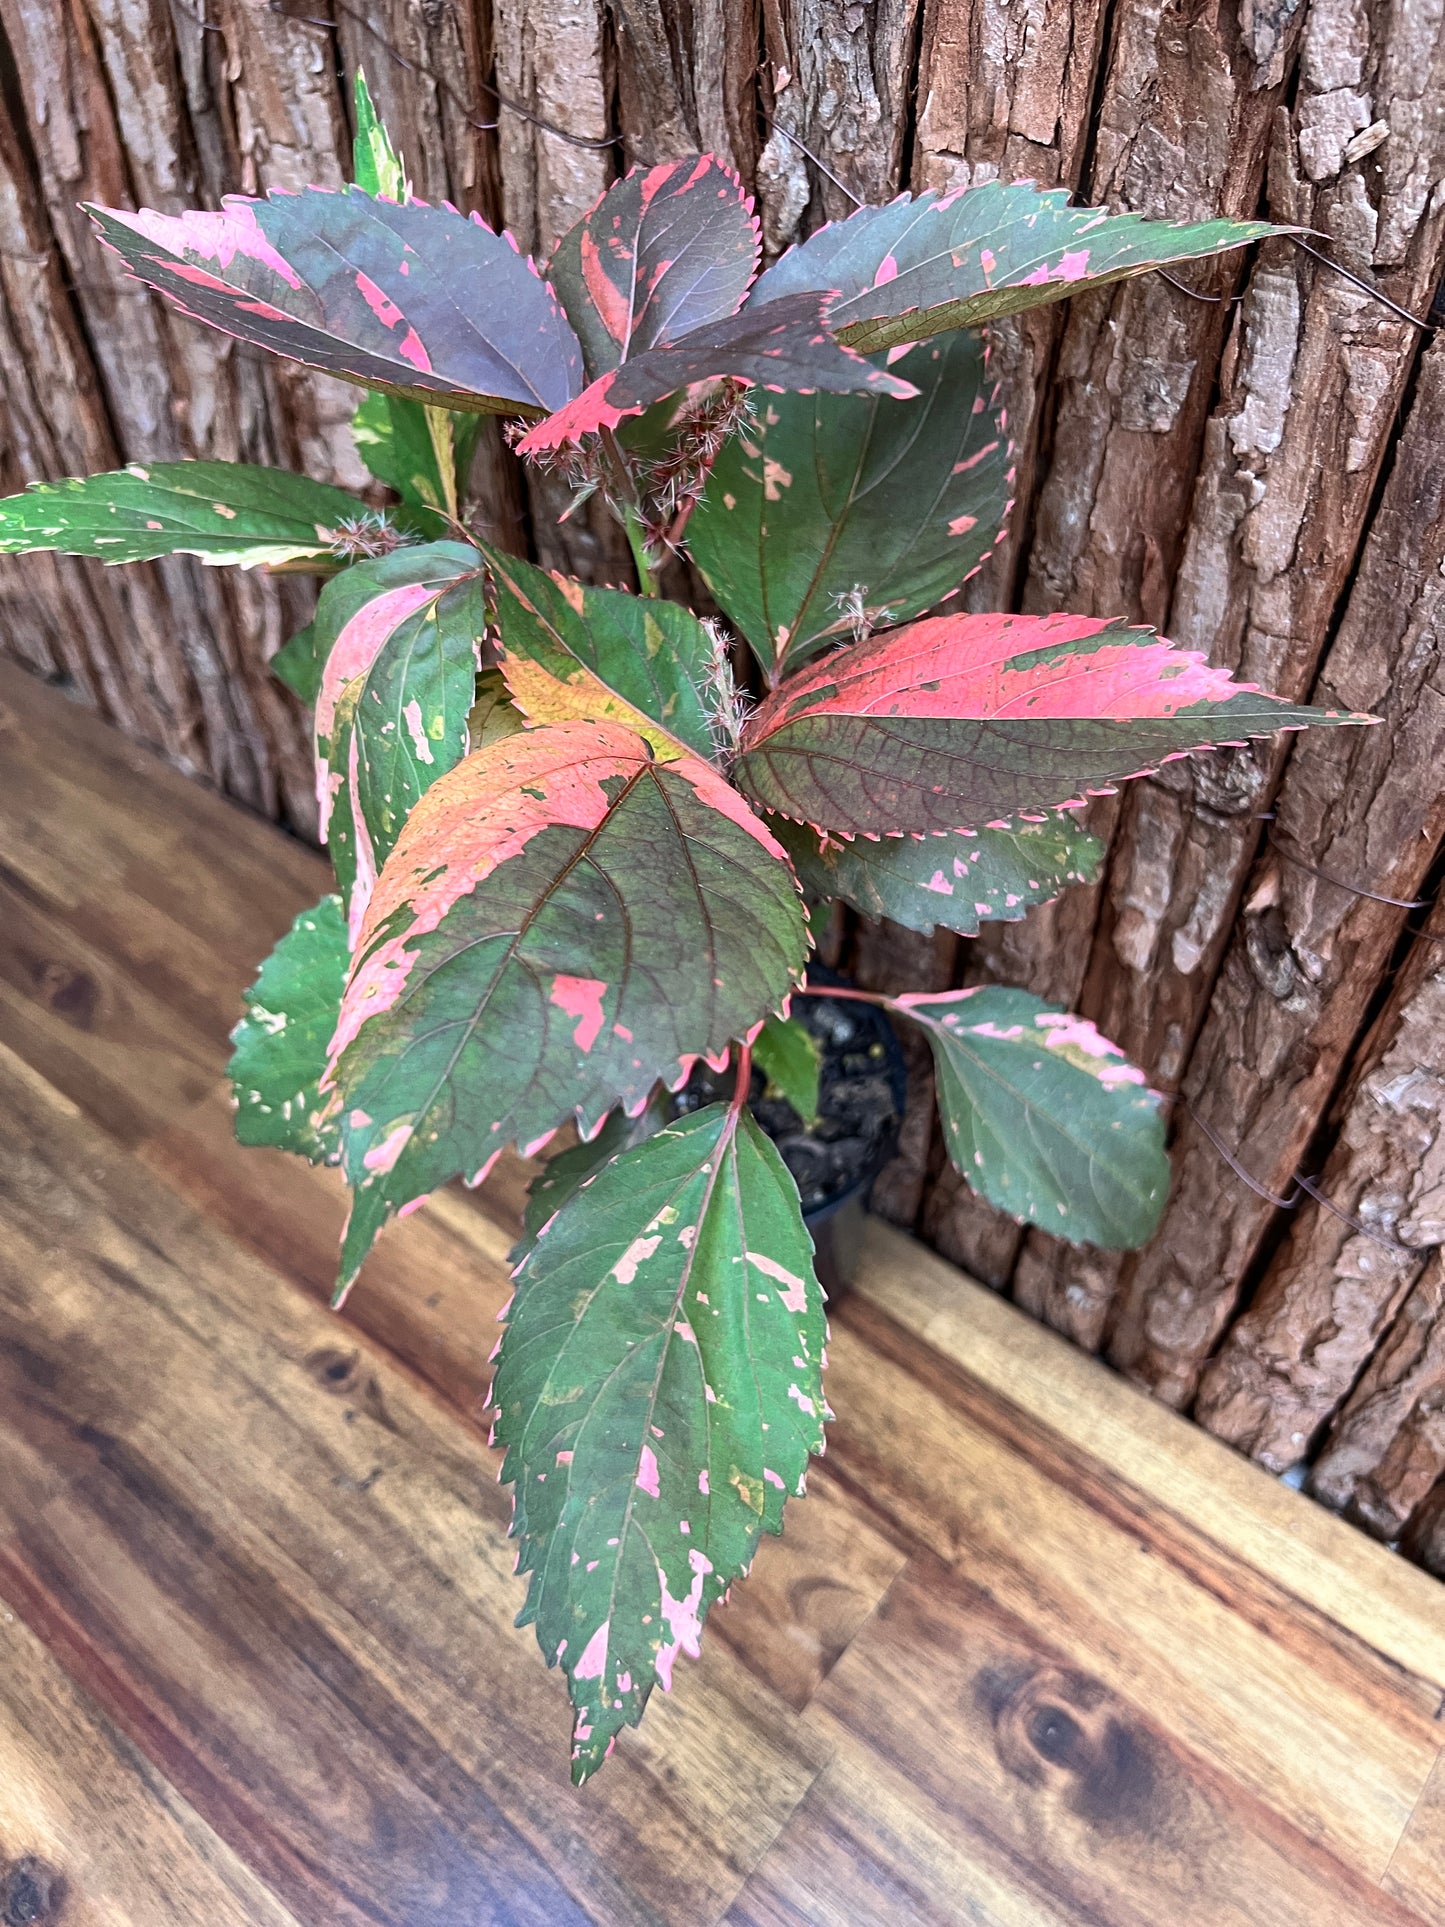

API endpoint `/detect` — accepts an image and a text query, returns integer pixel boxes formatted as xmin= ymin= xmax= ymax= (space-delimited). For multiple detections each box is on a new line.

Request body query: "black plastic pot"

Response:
xmin=675 ymin=968 xmax=908 ymax=1299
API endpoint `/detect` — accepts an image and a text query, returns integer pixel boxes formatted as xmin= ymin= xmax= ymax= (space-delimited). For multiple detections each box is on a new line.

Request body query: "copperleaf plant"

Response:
xmin=5 ymin=75 xmax=1373 ymax=1783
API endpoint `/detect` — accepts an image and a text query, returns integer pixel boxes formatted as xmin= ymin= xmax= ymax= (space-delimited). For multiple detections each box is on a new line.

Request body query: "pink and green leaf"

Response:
xmin=509 ymin=1091 xmax=670 ymax=1266
xmin=494 ymin=1101 xmax=826 ymax=1782
xmin=312 ymin=542 xmax=485 ymax=936
xmin=547 ymin=155 xmax=760 ymax=379
xmin=87 ymin=188 xmax=583 ymax=416
xmin=688 ymin=328 xmax=1012 ymax=678
xmin=772 ymin=814 xmax=1104 ymax=937
xmin=895 ymin=985 xmax=1169 ymax=1247
xmin=752 ymin=180 xmax=1276 ymax=353
xmin=733 ymin=611 xmax=1371 ymax=837
xmin=485 ymin=545 xmax=718 ymax=760
xmin=516 ymin=291 xmax=917 ymax=455
xmin=228 ymin=895 xmax=349 ymax=1164
xmin=327 ymin=721 xmax=809 ymax=1291
xmin=0 ymin=461 xmax=369 ymax=570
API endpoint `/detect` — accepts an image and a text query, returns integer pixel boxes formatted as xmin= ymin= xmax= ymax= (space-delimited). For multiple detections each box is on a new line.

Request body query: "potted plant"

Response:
xmin=0 ymin=80 xmax=1367 ymax=1782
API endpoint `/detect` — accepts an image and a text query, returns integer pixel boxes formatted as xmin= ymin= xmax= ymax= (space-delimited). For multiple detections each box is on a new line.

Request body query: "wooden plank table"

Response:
xmin=1 ymin=657 xmax=1442 ymax=1926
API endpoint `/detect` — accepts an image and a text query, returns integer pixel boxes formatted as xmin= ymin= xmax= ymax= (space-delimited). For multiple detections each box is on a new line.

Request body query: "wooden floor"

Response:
xmin=3 ymin=658 xmax=1445 ymax=1927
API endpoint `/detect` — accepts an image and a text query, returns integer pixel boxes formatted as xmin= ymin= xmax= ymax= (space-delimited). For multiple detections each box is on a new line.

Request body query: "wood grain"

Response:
xmin=0 ymin=1599 xmax=303 ymax=1927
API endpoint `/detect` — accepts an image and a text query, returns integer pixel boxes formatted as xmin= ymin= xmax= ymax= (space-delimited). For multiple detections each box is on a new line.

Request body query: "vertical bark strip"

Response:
xmin=1194 ymin=881 xmax=1445 ymax=1473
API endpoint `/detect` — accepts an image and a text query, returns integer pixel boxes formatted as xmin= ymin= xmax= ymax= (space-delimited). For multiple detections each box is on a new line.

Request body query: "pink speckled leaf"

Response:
xmin=752 ymin=180 xmax=1276 ymax=352
xmin=893 ymin=985 xmax=1168 ymax=1247
xmin=87 ymin=188 xmax=582 ymax=415
xmin=494 ymin=1100 xmax=826 ymax=1782
xmin=688 ymin=326 xmax=1012 ymax=678
xmin=311 ymin=542 xmax=485 ymax=939
xmin=516 ymin=290 xmax=916 ymax=455
xmin=547 ymin=154 xmax=761 ymax=379
xmin=327 ymin=722 xmax=809 ymax=1290
xmin=733 ymin=611 xmax=1369 ymax=837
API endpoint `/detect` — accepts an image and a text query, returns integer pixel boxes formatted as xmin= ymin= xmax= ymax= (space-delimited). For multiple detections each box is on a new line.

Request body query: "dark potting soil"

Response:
xmin=673 ymin=990 xmax=905 ymax=1218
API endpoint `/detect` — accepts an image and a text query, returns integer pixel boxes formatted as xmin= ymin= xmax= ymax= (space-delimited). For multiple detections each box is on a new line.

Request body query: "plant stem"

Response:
xmin=730 ymin=1039 xmax=754 ymax=1111
xmin=599 ymin=425 xmax=660 ymax=597
xmin=621 ymin=500 xmax=660 ymax=597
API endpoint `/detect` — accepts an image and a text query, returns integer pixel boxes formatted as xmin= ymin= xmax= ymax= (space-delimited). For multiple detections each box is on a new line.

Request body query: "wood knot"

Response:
xmin=307 ymin=1345 xmax=363 ymax=1393
xmin=1 ymin=1856 xmax=66 ymax=1925
xmin=976 ymin=1662 xmax=1169 ymax=1837
xmin=34 ymin=960 xmax=99 ymax=1030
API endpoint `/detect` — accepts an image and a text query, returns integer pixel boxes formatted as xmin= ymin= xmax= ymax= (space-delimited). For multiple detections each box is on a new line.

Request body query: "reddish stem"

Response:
xmin=730 ymin=1039 xmax=753 ymax=1111
xmin=801 ymin=980 xmax=891 ymax=1007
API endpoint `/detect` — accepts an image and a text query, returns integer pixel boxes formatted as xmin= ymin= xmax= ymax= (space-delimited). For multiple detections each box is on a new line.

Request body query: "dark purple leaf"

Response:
xmin=547 ymin=155 xmax=761 ymax=378
xmin=516 ymin=290 xmax=917 ymax=454
xmin=87 ymin=187 xmax=583 ymax=415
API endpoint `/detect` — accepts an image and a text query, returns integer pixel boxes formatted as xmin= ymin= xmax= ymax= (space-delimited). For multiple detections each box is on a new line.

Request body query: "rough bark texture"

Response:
xmin=1110 ymin=328 xmax=1445 ymax=1408
xmin=1196 ymin=892 xmax=1445 ymax=1474
xmin=3 ymin=0 xmax=1444 ymax=1569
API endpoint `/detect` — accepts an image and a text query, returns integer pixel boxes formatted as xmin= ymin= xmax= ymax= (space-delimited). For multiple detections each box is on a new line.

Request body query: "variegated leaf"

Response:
xmin=689 ymin=329 xmax=1012 ymax=677
xmin=88 ymin=189 xmax=583 ymax=416
xmin=352 ymin=390 xmax=480 ymax=522
xmin=229 ymin=896 xmax=349 ymax=1164
xmin=895 ymin=986 xmax=1168 ymax=1247
xmin=351 ymin=69 xmax=408 ymax=201
xmin=548 ymin=155 xmax=760 ymax=379
xmin=327 ymin=722 xmax=809 ymax=1291
xmin=734 ymin=611 xmax=1369 ymax=837
xmin=466 ymin=666 xmax=527 ymax=750
xmin=313 ymin=542 xmax=484 ymax=936
xmin=495 ymin=1102 xmax=826 ymax=1781
xmin=0 ymin=461 xmax=368 ymax=569
xmin=516 ymin=291 xmax=917 ymax=455
xmin=772 ymin=815 xmax=1103 ymax=937
xmin=752 ymin=180 xmax=1275 ymax=352
xmin=485 ymin=545 xmax=718 ymax=760
xmin=509 ymin=1093 xmax=669 ymax=1266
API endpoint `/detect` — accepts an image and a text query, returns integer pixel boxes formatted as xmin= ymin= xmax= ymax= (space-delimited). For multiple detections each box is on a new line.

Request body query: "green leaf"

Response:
xmin=494 ymin=1103 xmax=827 ymax=1782
xmin=328 ymin=721 xmax=808 ymax=1292
xmin=689 ymin=329 xmax=1012 ymax=677
xmin=484 ymin=544 xmax=719 ymax=761
xmin=271 ymin=620 xmax=323 ymax=704
xmin=0 ymin=461 xmax=368 ymax=569
xmin=509 ymin=1094 xmax=669 ymax=1265
xmin=351 ymin=391 xmax=471 ymax=521
xmin=312 ymin=541 xmax=484 ymax=934
xmin=896 ymin=985 xmax=1168 ymax=1248
xmin=466 ymin=666 xmax=527 ymax=751
xmin=752 ymin=180 xmax=1275 ymax=352
xmin=351 ymin=70 xmax=408 ymax=201
xmin=228 ymin=896 xmax=349 ymax=1163
xmin=771 ymin=816 xmax=1103 ymax=938
xmin=752 ymin=1015 xmax=821 ymax=1125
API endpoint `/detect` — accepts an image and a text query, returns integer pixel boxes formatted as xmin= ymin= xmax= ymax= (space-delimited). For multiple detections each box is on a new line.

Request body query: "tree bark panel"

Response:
xmin=1196 ymin=892 xmax=1445 ymax=1474
xmin=1011 ymin=0 xmax=1445 ymax=1349
xmin=1107 ymin=332 xmax=1445 ymax=1406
